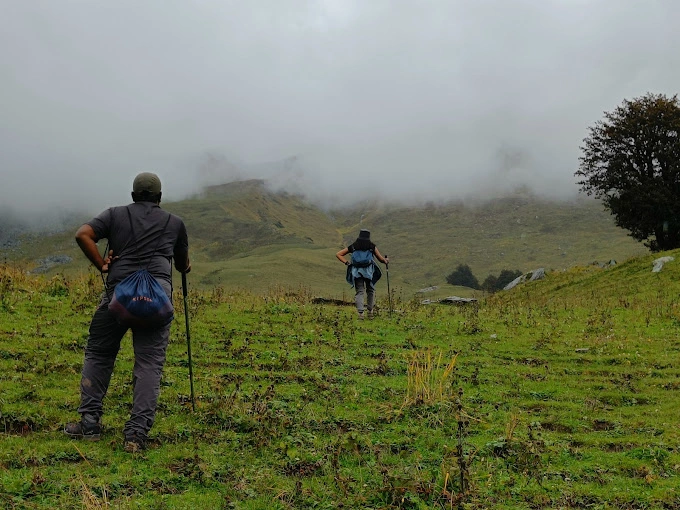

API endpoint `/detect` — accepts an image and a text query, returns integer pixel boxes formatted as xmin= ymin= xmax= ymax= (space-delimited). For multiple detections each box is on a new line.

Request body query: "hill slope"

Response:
xmin=1 ymin=180 xmax=648 ymax=296
xmin=1 ymin=245 xmax=680 ymax=508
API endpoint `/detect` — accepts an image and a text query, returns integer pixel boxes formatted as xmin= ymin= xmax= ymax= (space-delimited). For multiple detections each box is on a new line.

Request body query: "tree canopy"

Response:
xmin=445 ymin=264 xmax=480 ymax=289
xmin=575 ymin=93 xmax=680 ymax=251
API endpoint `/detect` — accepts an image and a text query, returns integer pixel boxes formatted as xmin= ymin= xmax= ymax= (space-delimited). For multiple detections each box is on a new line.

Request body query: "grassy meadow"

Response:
xmin=1 ymin=249 xmax=680 ymax=509
xmin=3 ymin=180 xmax=647 ymax=297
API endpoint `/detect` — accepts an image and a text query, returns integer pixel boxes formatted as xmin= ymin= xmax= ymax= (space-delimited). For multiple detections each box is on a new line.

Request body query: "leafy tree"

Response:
xmin=575 ymin=93 xmax=680 ymax=251
xmin=481 ymin=274 xmax=498 ymax=293
xmin=497 ymin=269 xmax=523 ymax=289
xmin=446 ymin=264 xmax=480 ymax=289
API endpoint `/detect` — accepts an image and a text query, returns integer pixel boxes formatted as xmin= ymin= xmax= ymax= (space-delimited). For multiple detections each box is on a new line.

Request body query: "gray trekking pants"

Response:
xmin=78 ymin=294 xmax=170 ymax=438
xmin=354 ymin=277 xmax=375 ymax=313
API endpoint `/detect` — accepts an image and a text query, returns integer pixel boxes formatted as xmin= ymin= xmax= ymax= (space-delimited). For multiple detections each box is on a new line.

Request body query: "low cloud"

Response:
xmin=1 ymin=0 xmax=678 ymax=216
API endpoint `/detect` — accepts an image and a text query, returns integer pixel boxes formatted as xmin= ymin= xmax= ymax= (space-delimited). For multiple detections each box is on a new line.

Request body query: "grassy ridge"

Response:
xmin=348 ymin=194 xmax=647 ymax=287
xmin=167 ymin=180 xmax=341 ymax=260
xmin=2 ymin=180 xmax=648 ymax=298
xmin=1 ymin=249 xmax=680 ymax=508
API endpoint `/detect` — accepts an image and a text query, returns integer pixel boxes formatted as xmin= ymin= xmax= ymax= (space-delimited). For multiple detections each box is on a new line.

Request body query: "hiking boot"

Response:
xmin=357 ymin=311 xmax=364 ymax=320
xmin=63 ymin=421 xmax=101 ymax=441
xmin=124 ymin=433 xmax=148 ymax=453
xmin=367 ymin=309 xmax=374 ymax=319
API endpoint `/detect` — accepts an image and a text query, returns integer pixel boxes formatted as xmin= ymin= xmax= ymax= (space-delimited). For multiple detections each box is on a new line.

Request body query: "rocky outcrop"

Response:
xmin=416 ymin=286 xmax=439 ymax=293
xmin=422 ymin=296 xmax=478 ymax=305
xmin=652 ymin=256 xmax=674 ymax=273
xmin=32 ymin=255 xmax=73 ymax=274
xmin=503 ymin=268 xmax=546 ymax=291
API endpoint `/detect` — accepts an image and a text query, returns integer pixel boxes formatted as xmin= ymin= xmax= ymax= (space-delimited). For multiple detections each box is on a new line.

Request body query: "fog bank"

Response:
xmin=1 ymin=1 xmax=678 ymax=216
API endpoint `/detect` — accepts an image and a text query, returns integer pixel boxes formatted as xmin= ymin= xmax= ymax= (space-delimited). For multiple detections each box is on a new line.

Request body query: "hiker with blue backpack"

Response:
xmin=65 ymin=173 xmax=191 ymax=452
xmin=336 ymin=229 xmax=389 ymax=319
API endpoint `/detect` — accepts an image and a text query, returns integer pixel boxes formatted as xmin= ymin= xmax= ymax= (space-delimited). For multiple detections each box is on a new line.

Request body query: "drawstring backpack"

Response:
xmin=108 ymin=207 xmax=174 ymax=328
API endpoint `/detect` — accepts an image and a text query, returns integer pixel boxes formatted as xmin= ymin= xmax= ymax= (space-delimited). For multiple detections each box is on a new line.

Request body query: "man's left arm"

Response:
xmin=173 ymin=221 xmax=191 ymax=273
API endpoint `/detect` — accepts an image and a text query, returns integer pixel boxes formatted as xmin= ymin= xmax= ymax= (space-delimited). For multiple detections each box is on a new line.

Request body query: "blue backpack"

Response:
xmin=351 ymin=249 xmax=374 ymax=268
xmin=108 ymin=208 xmax=174 ymax=328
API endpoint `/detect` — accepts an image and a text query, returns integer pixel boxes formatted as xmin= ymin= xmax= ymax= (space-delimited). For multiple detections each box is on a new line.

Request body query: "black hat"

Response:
xmin=358 ymin=229 xmax=371 ymax=240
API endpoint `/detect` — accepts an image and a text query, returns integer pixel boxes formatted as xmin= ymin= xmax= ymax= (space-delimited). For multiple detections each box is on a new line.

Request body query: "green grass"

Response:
xmin=2 ymin=249 xmax=680 ymax=508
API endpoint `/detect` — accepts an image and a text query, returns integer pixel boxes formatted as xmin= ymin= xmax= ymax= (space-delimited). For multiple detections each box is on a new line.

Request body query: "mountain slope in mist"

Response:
xmin=167 ymin=179 xmax=341 ymax=259
xmin=1 ymin=180 xmax=647 ymax=295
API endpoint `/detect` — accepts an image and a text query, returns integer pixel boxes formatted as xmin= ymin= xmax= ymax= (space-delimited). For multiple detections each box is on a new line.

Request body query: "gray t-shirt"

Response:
xmin=87 ymin=201 xmax=189 ymax=295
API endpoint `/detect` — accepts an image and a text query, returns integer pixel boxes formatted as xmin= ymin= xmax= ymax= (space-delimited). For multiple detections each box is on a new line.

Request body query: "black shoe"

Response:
xmin=124 ymin=433 xmax=148 ymax=453
xmin=64 ymin=421 xmax=102 ymax=441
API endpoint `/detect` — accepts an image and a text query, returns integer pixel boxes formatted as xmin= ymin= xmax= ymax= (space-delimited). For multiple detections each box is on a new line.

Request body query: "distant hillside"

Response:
xmin=334 ymin=193 xmax=648 ymax=290
xmin=0 ymin=180 xmax=648 ymax=297
xmin=168 ymin=180 xmax=341 ymax=259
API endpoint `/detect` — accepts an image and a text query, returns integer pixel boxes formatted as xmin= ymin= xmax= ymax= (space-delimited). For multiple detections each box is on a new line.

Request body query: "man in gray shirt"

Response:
xmin=64 ymin=172 xmax=190 ymax=452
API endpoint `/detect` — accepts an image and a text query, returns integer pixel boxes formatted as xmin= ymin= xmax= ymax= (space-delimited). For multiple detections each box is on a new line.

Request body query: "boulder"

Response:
xmin=32 ymin=255 xmax=73 ymax=273
xmin=422 ymin=296 xmax=477 ymax=305
xmin=652 ymin=256 xmax=674 ymax=273
xmin=503 ymin=268 xmax=546 ymax=291
xmin=311 ymin=297 xmax=353 ymax=306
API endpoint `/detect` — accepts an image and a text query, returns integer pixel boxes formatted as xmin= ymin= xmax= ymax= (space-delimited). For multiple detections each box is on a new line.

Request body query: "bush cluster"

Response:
xmin=446 ymin=264 xmax=522 ymax=293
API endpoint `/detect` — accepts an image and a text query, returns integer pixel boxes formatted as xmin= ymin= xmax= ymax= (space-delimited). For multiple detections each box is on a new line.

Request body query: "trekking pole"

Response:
xmin=181 ymin=272 xmax=196 ymax=412
xmin=385 ymin=255 xmax=392 ymax=317
xmin=100 ymin=242 xmax=109 ymax=290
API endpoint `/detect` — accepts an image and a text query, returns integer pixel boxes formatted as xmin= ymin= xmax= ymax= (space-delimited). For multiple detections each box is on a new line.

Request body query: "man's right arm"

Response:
xmin=175 ymin=252 xmax=191 ymax=273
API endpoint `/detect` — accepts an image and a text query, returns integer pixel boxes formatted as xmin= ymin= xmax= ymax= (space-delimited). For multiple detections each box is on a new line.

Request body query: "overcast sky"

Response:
xmin=1 ymin=0 xmax=679 ymax=217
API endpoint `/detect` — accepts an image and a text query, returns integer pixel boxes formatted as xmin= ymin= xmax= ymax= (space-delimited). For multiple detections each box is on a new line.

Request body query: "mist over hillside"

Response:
xmin=0 ymin=205 xmax=90 ymax=251
xmin=1 ymin=148 xmax=583 ymax=235
xmin=187 ymin=150 xmax=581 ymax=211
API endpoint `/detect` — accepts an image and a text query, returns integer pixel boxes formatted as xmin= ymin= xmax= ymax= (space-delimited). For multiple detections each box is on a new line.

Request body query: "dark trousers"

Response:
xmin=354 ymin=277 xmax=375 ymax=313
xmin=78 ymin=295 xmax=170 ymax=437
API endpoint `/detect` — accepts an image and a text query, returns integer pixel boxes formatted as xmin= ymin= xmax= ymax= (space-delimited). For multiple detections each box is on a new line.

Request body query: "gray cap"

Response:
xmin=133 ymin=172 xmax=162 ymax=195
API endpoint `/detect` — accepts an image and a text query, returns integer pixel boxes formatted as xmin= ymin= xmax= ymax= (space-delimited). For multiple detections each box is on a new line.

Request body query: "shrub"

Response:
xmin=446 ymin=264 xmax=480 ymax=289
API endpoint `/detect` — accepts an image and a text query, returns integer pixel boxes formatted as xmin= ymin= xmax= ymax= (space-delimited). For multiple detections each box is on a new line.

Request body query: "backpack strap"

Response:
xmin=125 ymin=206 xmax=172 ymax=270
